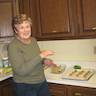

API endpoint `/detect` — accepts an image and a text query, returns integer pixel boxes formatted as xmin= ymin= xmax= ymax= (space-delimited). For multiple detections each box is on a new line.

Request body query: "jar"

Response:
xmin=0 ymin=59 xmax=3 ymax=68
xmin=2 ymin=58 xmax=9 ymax=68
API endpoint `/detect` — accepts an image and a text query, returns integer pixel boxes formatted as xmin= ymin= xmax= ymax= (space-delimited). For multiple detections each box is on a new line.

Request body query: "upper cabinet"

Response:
xmin=77 ymin=0 xmax=96 ymax=38
xmin=18 ymin=0 xmax=38 ymax=37
xmin=19 ymin=0 xmax=31 ymax=16
xmin=19 ymin=0 xmax=96 ymax=40
xmin=35 ymin=0 xmax=78 ymax=40
xmin=0 ymin=0 xmax=19 ymax=37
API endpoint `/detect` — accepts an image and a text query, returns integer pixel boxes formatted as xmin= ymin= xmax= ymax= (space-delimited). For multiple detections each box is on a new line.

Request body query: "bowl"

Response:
xmin=51 ymin=64 xmax=66 ymax=74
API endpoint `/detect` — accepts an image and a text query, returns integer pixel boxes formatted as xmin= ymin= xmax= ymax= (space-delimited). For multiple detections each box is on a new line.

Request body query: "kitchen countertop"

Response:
xmin=0 ymin=67 xmax=13 ymax=81
xmin=45 ymin=73 xmax=96 ymax=88
xmin=0 ymin=73 xmax=96 ymax=88
xmin=0 ymin=74 xmax=12 ymax=81
xmin=0 ymin=61 xmax=96 ymax=88
xmin=45 ymin=61 xmax=96 ymax=88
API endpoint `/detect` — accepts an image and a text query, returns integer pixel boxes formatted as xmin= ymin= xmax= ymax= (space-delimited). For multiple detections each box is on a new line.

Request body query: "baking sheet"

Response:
xmin=62 ymin=68 xmax=94 ymax=81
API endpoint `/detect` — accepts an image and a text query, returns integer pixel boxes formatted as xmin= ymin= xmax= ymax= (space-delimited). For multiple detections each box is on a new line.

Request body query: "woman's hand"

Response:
xmin=40 ymin=50 xmax=54 ymax=58
xmin=43 ymin=58 xmax=57 ymax=67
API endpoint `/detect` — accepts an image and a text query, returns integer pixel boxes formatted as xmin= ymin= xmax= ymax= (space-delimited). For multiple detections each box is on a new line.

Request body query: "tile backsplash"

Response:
xmin=38 ymin=39 xmax=96 ymax=61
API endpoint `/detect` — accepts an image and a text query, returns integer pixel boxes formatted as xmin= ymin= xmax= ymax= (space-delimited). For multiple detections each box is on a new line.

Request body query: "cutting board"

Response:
xmin=62 ymin=68 xmax=94 ymax=81
xmin=88 ymin=73 xmax=96 ymax=84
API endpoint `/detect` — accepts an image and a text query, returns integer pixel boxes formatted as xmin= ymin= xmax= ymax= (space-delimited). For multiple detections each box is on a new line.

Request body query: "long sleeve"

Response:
xmin=8 ymin=38 xmax=45 ymax=84
xmin=8 ymin=38 xmax=43 ymax=76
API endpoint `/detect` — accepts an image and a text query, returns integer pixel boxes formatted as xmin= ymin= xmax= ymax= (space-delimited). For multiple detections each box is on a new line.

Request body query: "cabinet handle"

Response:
xmin=74 ymin=92 xmax=82 ymax=96
xmin=92 ymin=27 xmax=96 ymax=30
xmin=52 ymin=30 xmax=57 ymax=33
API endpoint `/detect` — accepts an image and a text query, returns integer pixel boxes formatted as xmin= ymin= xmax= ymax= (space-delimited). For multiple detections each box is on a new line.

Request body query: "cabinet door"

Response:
xmin=18 ymin=0 xmax=38 ymax=37
xmin=2 ymin=84 xmax=13 ymax=96
xmin=19 ymin=0 xmax=30 ymax=16
xmin=77 ymin=0 xmax=96 ymax=38
xmin=67 ymin=85 xmax=96 ymax=96
xmin=0 ymin=0 xmax=19 ymax=37
xmin=0 ymin=78 xmax=14 ymax=96
xmin=35 ymin=0 xmax=77 ymax=40
xmin=48 ymin=83 xmax=66 ymax=96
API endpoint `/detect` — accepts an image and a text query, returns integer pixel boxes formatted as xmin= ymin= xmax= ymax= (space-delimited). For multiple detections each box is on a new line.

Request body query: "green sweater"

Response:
xmin=8 ymin=37 xmax=45 ymax=84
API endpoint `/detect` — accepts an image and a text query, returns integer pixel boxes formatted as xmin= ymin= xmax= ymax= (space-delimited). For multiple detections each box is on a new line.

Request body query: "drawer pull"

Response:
xmin=52 ymin=30 xmax=57 ymax=33
xmin=92 ymin=27 xmax=96 ymax=30
xmin=74 ymin=92 xmax=82 ymax=96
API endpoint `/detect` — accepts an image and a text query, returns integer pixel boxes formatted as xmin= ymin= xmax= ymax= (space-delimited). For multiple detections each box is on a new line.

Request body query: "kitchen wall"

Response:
xmin=38 ymin=39 xmax=96 ymax=61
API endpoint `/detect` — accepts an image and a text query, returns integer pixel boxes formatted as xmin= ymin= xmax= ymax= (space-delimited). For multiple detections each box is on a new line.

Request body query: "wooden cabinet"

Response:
xmin=77 ymin=0 xmax=96 ymax=38
xmin=18 ymin=0 xmax=78 ymax=40
xmin=19 ymin=0 xmax=31 ymax=16
xmin=0 ymin=78 xmax=96 ymax=96
xmin=18 ymin=0 xmax=38 ymax=37
xmin=34 ymin=0 xmax=78 ymax=40
xmin=19 ymin=0 xmax=96 ymax=40
xmin=67 ymin=85 xmax=96 ymax=96
xmin=0 ymin=0 xmax=19 ymax=37
xmin=0 ymin=78 xmax=14 ymax=96
xmin=48 ymin=83 xmax=96 ymax=96
xmin=48 ymin=83 xmax=67 ymax=96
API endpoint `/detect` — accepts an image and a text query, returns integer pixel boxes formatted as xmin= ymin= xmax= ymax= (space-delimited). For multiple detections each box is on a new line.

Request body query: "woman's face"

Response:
xmin=15 ymin=21 xmax=31 ymax=40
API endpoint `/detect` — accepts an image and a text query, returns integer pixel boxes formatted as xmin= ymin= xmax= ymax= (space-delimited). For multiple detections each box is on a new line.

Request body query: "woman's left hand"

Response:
xmin=40 ymin=50 xmax=55 ymax=58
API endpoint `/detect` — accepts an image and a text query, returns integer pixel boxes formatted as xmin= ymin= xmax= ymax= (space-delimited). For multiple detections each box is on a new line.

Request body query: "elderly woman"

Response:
xmin=8 ymin=14 xmax=54 ymax=96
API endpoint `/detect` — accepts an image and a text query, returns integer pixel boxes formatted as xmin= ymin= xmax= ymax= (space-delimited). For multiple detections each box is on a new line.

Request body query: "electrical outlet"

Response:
xmin=93 ymin=46 xmax=96 ymax=54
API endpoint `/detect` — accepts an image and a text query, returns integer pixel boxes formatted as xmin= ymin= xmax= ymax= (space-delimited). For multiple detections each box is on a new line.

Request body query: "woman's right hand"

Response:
xmin=40 ymin=50 xmax=54 ymax=58
xmin=43 ymin=58 xmax=57 ymax=67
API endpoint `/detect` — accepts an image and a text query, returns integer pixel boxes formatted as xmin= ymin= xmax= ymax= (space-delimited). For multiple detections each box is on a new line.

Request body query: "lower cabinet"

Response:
xmin=0 ymin=78 xmax=96 ymax=96
xmin=67 ymin=85 xmax=96 ymax=96
xmin=48 ymin=83 xmax=96 ymax=96
xmin=0 ymin=78 xmax=14 ymax=96
xmin=48 ymin=83 xmax=67 ymax=96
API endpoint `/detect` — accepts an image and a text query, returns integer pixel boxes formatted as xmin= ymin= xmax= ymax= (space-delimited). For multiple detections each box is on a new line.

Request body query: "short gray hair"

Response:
xmin=12 ymin=14 xmax=32 ymax=32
